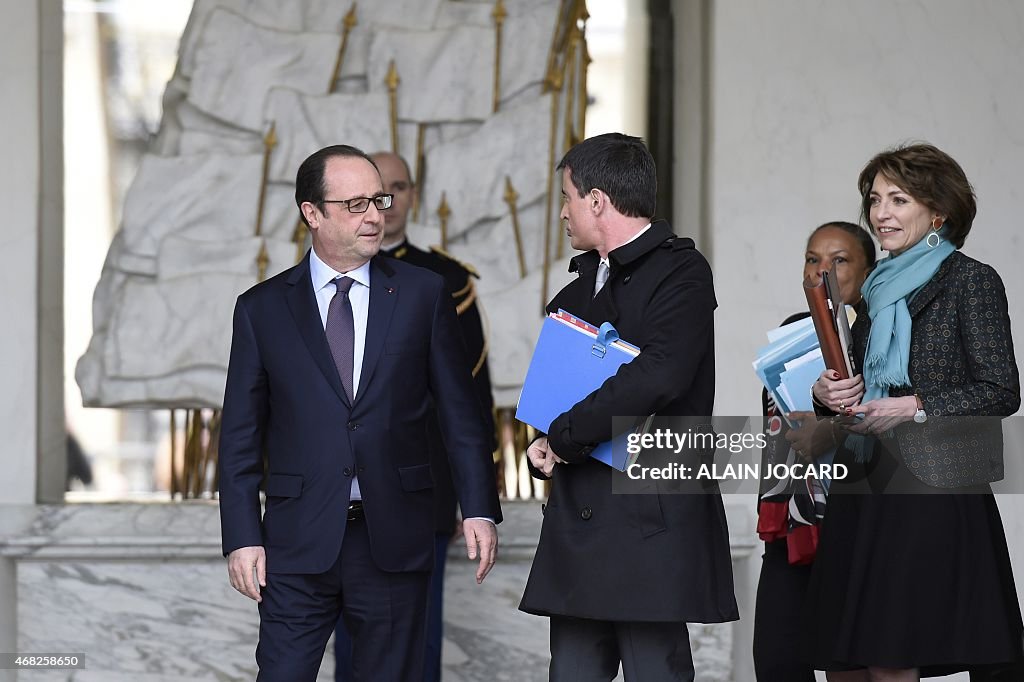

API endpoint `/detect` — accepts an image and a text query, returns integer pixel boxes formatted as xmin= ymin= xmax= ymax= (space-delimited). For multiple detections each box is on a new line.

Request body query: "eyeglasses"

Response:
xmin=322 ymin=194 xmax=394 ymax=214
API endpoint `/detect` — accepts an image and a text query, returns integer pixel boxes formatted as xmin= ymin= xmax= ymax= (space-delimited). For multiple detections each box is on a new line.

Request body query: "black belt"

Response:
xmin=347 ymin=500 xmax=364 ymax=521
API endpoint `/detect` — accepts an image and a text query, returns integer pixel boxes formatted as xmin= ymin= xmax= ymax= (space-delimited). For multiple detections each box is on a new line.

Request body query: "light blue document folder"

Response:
xmin=515 ymin=313 xmax=640 ymax=470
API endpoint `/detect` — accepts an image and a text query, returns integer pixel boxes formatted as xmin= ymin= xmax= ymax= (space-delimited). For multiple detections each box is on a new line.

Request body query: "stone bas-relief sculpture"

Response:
xmin=78 ymin=0 xmax=588 ymax=409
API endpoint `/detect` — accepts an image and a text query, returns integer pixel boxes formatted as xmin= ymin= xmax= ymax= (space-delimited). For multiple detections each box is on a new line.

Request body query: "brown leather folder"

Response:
xmin=803 ymin=269 xmax=856 ymax=379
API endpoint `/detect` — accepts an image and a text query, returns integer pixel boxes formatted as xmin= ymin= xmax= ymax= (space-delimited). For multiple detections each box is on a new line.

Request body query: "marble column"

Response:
xmin=0 ymin=0 xmax=64 ymax=504
xmin=0 ymin=2 xmax=64 ymax=678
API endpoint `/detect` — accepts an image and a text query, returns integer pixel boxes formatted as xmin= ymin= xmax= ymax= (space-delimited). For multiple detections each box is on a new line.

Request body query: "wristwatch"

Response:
xmin=913 ymin=393 xmax=928 ymax=424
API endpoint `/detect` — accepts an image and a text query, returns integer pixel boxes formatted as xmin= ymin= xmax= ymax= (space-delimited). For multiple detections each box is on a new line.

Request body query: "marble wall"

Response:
xmin=77 ymin=0 xmax=577 ymax=411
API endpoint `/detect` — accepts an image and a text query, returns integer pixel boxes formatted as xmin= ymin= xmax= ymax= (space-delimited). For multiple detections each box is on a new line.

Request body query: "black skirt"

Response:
xmin=806 ymin=440 xmax=1024 ymax=676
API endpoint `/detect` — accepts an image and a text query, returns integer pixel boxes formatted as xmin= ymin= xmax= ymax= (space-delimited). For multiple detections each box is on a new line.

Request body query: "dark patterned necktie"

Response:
xmin=325 ymin=276 xmax=355 ymax=400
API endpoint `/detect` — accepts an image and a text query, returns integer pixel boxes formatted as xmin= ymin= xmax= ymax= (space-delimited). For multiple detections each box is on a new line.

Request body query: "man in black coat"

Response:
xmin=333 ymin=151 xmax=497 ymax=682
xmin=519 ymin=133 xmax=738 ymax=681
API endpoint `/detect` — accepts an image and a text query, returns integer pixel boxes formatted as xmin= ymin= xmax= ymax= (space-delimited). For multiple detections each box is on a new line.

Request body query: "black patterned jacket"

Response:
xmin=852 ymin=251 xmax=1020 ymax=487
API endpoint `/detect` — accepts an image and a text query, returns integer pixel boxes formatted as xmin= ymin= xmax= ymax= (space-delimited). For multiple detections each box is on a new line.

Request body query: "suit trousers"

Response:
xmin=334 ymin=532 xmax=449 ymax=682
xmin=256 ymin=516 xmax=431 ymax=682
xmin=549 ymin=615 xmax=694 ymax=682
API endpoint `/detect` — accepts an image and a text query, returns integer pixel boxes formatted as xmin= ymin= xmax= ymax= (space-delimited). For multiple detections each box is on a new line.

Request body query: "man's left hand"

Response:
xmin=462 ymin=518 xmax=498 ymax=584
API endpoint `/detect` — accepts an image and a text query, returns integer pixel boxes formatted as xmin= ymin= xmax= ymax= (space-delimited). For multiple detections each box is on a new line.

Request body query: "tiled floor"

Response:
xmin=440 ymin=550 xmax=550 ymax=681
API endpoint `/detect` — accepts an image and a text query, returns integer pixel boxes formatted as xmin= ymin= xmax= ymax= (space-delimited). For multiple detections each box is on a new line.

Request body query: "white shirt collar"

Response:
xmin=309 ymin=247 xmax=372 ymax=291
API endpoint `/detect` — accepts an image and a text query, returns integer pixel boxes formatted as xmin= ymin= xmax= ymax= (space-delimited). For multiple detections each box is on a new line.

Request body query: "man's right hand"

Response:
xmin=527 ymin=436 xmax=563 ymax=477
xmin=227 ymin=545 xmax=266 ymax=602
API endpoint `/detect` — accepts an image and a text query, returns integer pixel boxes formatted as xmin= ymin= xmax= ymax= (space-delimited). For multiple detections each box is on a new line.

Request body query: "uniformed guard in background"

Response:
xmin=334 ymin=151 xmax=496 ymax=682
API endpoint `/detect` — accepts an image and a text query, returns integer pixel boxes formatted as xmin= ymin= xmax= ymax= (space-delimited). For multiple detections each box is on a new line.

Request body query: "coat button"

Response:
xmin=347 ymin=422 xmax=359 ymax=431
xmin=343 ymin=467 xmax=352 ymax=476
xmin=580 ymin=507 xmax=593 ymax=520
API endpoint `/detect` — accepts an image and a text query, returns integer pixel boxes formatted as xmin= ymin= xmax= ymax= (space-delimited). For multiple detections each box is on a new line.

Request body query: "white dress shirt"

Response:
xmin=308 ymin=249 xmax=493 ymax=524
xmin=309 ymin=247 xmax=371 ymax=501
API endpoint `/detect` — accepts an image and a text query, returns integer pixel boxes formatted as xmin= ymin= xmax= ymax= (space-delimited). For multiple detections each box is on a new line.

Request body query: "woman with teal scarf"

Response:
xmin=806 ymin=143 xmax=1023 ymax=681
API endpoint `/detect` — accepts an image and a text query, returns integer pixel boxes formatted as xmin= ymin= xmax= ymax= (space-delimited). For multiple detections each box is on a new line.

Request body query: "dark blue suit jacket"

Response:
xmin=218 ymin=252 xmax=501 ymax=575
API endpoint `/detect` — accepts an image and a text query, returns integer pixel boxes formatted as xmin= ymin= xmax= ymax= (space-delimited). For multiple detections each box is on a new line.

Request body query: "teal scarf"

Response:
xmin=848 ymin=228 xmax=954 ymax=462
xmin=860 ymin=227 xmax=954 ymax=402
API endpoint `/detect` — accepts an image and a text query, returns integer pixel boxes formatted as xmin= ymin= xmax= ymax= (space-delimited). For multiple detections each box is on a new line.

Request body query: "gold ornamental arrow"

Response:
xmin=328 ymin=3 xmax=358 ymax=92
xmin=503 ymin=176 xmax=527 ymax=279
xmin=436 ymin=192 xmax=451 ymax=251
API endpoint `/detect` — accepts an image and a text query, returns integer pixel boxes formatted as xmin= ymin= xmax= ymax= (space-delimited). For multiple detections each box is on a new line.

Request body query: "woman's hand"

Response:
xmin=785 ymin=411 xmax=837 ymax=461
xmin=812 ymin=370 xmax=865 ymax=413
xmin=845 ymin=396 xmax=919 ymax=435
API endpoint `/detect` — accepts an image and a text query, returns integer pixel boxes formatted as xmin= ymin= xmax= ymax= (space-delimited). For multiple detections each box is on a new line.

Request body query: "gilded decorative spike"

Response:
xmin=292 ymin=218 xmax=307 ymax=264
xmin=543 ymin=0 xmax=573 ymax=93
xmin=562 ymin=24 xmax=581 ymax=154
xmin=328 ymin=3 xmax=359 ymax=92
xmin=412 ymin=124 xmax=426 ymax=221
xmin=492 ymin=0 xmax=507 ymax=112
xmin=542 ymin=84 xmax=562 ymax=313
xmin=437 ymin=192 xmax=451 ymax=250
xmin=257 ymin=239 xmax=270 ymax=282
xmin=254 ymin=121 xmax=277 ymax=237
xmin=503 ymin=176 xmax=527 ymax=279
xmin=578 ymin=33 xmax=591 ymax=136
xmin=386 ymin=60 xmax=400 ymax=152
xmin=169 ymin=409 xmax=179 ymax=499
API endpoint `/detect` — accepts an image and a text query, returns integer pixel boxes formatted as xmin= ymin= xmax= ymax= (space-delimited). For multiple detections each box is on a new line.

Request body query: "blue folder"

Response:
xmin=515 ymin=313 xmax=641 ymax=471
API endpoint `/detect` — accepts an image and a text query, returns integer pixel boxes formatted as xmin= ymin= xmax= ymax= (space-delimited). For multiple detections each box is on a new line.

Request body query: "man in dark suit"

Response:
xmin=218 ymin=144 xmax=501 ymax=682
xmin=519 ymin=133 xmax=738 ymax=681
xmin=333 ymin=151 xmax=496 ymax=682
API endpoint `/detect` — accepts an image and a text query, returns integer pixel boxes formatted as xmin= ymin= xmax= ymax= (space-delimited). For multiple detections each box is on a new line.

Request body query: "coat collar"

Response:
xmin=562 ymin=221 xmax=678 ymax=329
xmin=568 ymin=219 xmax=675 ymax=274
xmin=907 ymin=250 xmax=960 ymax=317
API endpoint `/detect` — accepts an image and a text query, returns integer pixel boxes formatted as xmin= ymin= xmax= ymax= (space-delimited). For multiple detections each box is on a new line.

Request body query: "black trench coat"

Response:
xmin=519 ymin=220 xmax=739 ymax=623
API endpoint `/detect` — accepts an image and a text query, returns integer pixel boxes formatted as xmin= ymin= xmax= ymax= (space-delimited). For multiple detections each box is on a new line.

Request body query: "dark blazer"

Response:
xmin=381 ymin=240 xmax=496 ymax=535
xmin=218 ymin=252 xmax=502 ymax=575
xmin=854 ymin=251 xmax=1020 ymax=487
xmin=519 ymin=220 xmax=739 ymax=623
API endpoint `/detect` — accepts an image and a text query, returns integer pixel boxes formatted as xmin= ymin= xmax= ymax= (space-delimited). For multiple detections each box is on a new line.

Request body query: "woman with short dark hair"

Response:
xmin=809 ymin=143 xmax=1024 ymax=680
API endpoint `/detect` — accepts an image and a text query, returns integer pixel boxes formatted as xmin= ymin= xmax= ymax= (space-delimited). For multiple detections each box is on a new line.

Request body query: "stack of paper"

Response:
xmin=753 ymin=316 xmax=824 ymax=424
